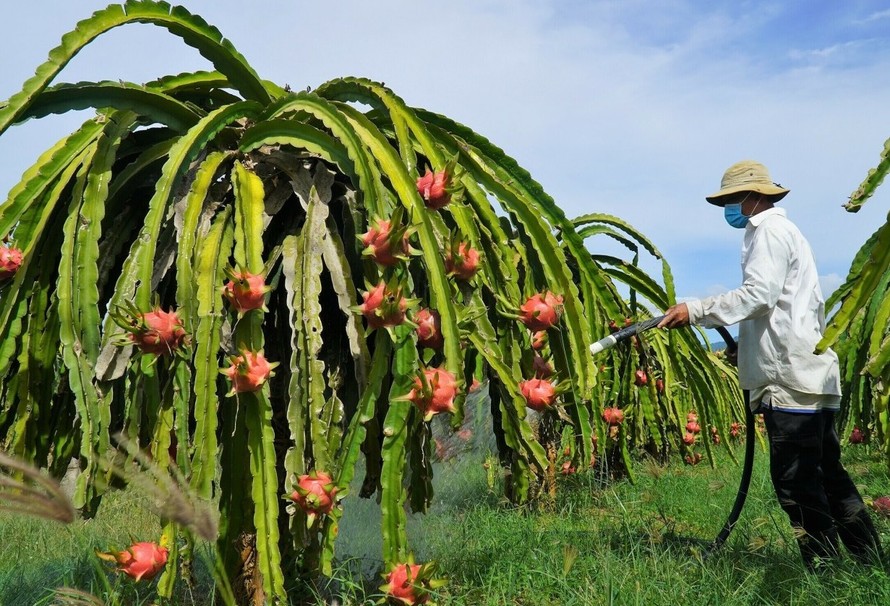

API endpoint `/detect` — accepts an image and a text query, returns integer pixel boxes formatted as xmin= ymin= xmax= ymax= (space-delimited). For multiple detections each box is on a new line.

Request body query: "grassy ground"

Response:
xmin=3 ymin=444 xmax=890 ymax=605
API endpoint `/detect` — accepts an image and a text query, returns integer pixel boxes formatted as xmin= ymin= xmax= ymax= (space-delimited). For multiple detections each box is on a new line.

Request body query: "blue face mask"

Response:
xmin=724 ymin=203 xmax=750 ymax=229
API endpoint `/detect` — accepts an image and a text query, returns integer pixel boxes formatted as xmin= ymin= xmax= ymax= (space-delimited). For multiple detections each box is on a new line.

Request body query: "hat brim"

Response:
xmin=706 ymin=183 xmax=790 ymax=206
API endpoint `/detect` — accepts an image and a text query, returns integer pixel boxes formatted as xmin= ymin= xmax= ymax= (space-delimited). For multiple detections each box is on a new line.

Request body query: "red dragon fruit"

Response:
xmin=97 ymin=541 xmax=168 ymax=582
xmin=0 ymin=245 xmax=23 ymax=280
xmin=223 ymin=270 xmax=268 ymax=313
xmin=710 ymin=427 xmax=721 ymax=445
xmin=445 ymin=241 xmax=480 ymax=281
xmin=682 ymin=432 xmax=696 ymax=446
xmin=356 ymin=281 xmax=411 ymax=329
xmin=381 ymin=561 xmax=442 ymax=606
xmin=872 ymin=496 xmax=890 ymax=518
xmin=416 ymin=166 xmax=457 ymax=210
xmin=359 ymin=218 xmax=412 ymax=267
xmin=634 ymin=369 xmax=648 ymax=386
xmin=685 ymin=453 xmax=703 ymax=466
xmin=849 ymin=427 xmax=865 ymax=444
xmin=126 ymin=307 xmax=187 ymax=356
xmin=224 ymin=350 xmax=277 ymax=394
xmin=602 ymin=407 xmax=624 ymax=426
xmin=532 ymin=355 xmax=554 ymax=379
xmin=519 ymin=378 xmax=557 ymax=411
xmin=531 ymin=330 xmax=547 ymax=351
xmin=730 ymin=421 xmax=742 ymax=439
xmin=290 ymin=470 xmax=338 ymax=525
xmin=415 ymin=308 xmax=444 ymax=350
xmin=469 ymin=378 xmax=482 ymax=393
xmin=655 ymin=378 xmax=665 ymax=393
xmin=518 ymin=292 xmax=564 ymax=332
xmin=687 ymin=411 xmax=698 ymax=423
xmin=405 ymin=367 xmax=458 ymax=420
xmin=686 ymin=421 xmax=701 ymax=434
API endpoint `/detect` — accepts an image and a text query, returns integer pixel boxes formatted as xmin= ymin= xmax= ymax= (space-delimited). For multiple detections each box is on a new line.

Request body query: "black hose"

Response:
xmin=705 ymin=326 xmax=755 ymax=555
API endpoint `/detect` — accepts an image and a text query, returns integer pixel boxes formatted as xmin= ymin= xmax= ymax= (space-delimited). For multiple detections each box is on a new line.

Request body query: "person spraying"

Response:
xmin=658 ymin=160 xmax=881 ymax=570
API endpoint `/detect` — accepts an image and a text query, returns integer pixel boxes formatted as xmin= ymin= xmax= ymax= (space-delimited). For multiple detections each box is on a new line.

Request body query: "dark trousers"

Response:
xmin=762 ymin=408 xmax=881 ymax=567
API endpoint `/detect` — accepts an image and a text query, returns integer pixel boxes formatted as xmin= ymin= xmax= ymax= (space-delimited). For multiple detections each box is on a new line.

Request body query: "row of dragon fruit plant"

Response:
xmin=0 ymin=2 xmax=744 ymax=603
xmin=817 ymin=137 xmax=890 ymax=465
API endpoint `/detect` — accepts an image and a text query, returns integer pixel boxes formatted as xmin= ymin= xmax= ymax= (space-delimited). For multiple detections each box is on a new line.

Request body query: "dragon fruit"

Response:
xmin=97 ymin=541 xmax=168 ymax=582
xmin=126 ymin=307 xmax=187 ymax=356
xmin=730 ymin=421 xmax=742 ymax=439
xmin=655 ymin=378 xmax=665 ymax=393
xmin=0 ymin=245 xmax=23 ymax=280
xmin=224 ymin=350 xmax=276 ymax=394
xmin=445 ymin=242 xmax=480 ymax=281
xmin=685 ymin=453 xmax=703 ymax=466
xmin=634 ymin=369 xmax=648 ymax=386
xmin=872 ymin=496 xmax=890 ymax=518
xmin=290 ymin=470 xmax=338 ymax=525
xmin=356 ymin=281 xmax=410 ymax=329
xmin=415 ymin=308 xmax=444 ymax=350
xmin=532 ymin=355 xmax=554 ymax=379
xmin=405 ymin=367 xmax=458 ymax=420
xmin=687 ymin=411 xmax=698 ymax=423
xmin=710 ymin=427 xmax=721 ymax=445
xmin=416 ymin=166 xmax=457 ymax=210
xmin=223 ymin=270 xmax=268 ymax=313
xmin=531 ymin=330 xmax=547 ymax=351
xmin=682 ymin=432 xmax=696 ymax=446
xmin=381 ymin=561 xmax=440 ymax=606
xmin=519 ymin=378 xmax=557 ymax=411
xmin=518 ymin=292 xmax=564 ymax=332
xmin=359 ymin=218 xmax=411 ymax=267
xmin=686 ymin=421 xmax=701 ymax=434
xmin=602 ymin=407 xmax=624 ymax=426
xmin=849 ymin=427 xmax=865 ymax=444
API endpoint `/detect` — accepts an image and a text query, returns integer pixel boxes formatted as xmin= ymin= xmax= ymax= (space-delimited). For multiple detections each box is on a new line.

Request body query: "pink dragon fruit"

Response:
xmin=532 ymin=355 xmax=554 ymax=379
xmin=682 ymin=432 xmax=696 ymax=446
xmin=416 ymin=168 xmax=452 ymax=210
xmin=290 ymin=470 xmax=338 ymax=525
xmin=686 ymin=421 xmax=701 ymax=435
xmin=519 ymin=378 xmax=557 ymax=411
xmin=224 ymin=350 xmax=276 ymax=394
xmin=0 ymin=245 xmax=23 ymax=280
xmin=602 ymin=407 xmax=624 ymax=426
xmin=223 ymin=270 xmax=268 ymax=313
xmin=356 ymin=281 xmax=410 ymax=329
xmin=531 ymin=330 xmax=547 ymax=351
xmin=381 ymin=561 xmax=443 ymax=606
xmin=97 ymin=541 xmax=168 ymax=582
xmin=127 ymin=307 xmax=187 ymax=356
xmin=406 ymin=367 xmax=458 ymax=420
xmin=849 ymin=427 xmax=865 ymax=444
xmin=415 ymin=308 xmax=444 ymax=350
xmin=518 ymin=292 xmax=564 ymax=332
xmin=359 ymin=218 xmax=411 ymax=267
xmin=872 ymin=496 xmax=890 ymax=518
xmin=445 ymin=242 xmax=480 ymax=281
xmin=634 ymin=369 xmax=648 ymax=386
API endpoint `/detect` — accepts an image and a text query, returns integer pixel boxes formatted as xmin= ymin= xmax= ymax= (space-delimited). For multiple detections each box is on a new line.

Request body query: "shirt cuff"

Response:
xmin=685 ymin=299 xmax=704 ymax=325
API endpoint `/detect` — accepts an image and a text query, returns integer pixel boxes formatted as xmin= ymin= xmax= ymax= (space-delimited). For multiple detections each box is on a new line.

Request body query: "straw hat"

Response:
xmin=706 ymin=160 xmax=790 ymax=206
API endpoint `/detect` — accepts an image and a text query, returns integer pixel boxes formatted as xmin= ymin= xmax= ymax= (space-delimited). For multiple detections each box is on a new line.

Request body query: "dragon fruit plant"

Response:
xmin=0 ymin=2 xmax=745 ymax=602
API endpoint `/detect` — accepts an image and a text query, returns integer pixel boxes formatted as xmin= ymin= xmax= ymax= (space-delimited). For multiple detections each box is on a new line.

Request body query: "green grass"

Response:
xmin=3 ymin=446 xmax=890 ymax=605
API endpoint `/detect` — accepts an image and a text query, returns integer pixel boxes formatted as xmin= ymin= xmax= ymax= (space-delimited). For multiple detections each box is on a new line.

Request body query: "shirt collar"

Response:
xmin=748 ymin=206 xmax=785 ymax=228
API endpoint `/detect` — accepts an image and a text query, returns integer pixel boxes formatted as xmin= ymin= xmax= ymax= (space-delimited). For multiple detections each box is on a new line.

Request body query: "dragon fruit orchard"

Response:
xmin=0 ymin=2 xmax=745 ymax=602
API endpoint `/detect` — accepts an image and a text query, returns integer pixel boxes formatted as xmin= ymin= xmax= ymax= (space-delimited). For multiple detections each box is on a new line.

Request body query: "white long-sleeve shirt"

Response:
xmin=685 ymin=208 xmax=841 ymax=410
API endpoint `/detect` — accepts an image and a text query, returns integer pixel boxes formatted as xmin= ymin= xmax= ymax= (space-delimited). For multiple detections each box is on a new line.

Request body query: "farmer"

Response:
xmin=658 ymin=160 xmax=882 ymax=569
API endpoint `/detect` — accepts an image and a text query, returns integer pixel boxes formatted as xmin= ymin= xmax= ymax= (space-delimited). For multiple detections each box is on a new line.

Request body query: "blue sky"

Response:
xmin=2 ymin=0 xmax=890 ymax=316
